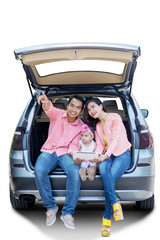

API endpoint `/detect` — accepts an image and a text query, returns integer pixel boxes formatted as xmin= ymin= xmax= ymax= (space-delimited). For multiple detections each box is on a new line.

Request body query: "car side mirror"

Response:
xmin=141 ymin=109 xmax=149 ymax=118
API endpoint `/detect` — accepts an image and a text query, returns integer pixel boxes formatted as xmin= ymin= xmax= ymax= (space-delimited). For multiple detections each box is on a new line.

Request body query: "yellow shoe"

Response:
xmin=101 ymin=217 xmax=111 ymax=237
xmin=113 ymin=202 xmax=124 ymax=221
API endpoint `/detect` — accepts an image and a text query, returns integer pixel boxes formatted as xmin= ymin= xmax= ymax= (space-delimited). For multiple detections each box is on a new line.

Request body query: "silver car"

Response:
xmin=9 ymin=42 xmax=155 ymax=210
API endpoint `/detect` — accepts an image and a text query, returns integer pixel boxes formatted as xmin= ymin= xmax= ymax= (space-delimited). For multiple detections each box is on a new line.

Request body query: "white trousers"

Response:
xmin=81 ymin=161 xmax=97 ymax=168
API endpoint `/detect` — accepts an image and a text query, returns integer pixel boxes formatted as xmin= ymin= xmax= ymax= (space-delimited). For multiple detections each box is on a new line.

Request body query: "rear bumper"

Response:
xmin=10 ymin=148 xmax=155 ymax=202
xmin=10 ymin=174 xmax=155 ymax=202
xmin=11 ymin=189 xmax=154 ymax=202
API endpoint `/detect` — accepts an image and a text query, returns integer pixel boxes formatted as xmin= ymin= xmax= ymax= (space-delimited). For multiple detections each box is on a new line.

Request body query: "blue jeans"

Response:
xmin=34 ymin=152 xmax=81 ymax=216
xmin=98 ymin=150 xmax=131 ymax=220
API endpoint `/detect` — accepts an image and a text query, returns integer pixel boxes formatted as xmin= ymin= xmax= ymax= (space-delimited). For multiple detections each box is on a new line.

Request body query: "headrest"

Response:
xmin=53 ymin=102 xmax=66 ymax=109
xmin=103 ymin=100 xmax=118 ymax=110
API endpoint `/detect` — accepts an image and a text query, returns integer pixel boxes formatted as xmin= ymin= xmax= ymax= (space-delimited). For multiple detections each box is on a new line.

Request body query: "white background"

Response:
xmin=1 ymin=0 xmax=160 ymax=239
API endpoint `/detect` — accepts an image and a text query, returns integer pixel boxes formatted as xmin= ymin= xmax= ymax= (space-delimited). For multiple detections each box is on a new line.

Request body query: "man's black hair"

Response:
xmin=68 ymin=95 xmax=85 ymax=109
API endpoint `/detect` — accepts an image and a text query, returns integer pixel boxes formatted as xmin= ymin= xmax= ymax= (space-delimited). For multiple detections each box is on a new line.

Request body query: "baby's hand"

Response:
xmin=90 ymin=158 xmax=98 ymax=163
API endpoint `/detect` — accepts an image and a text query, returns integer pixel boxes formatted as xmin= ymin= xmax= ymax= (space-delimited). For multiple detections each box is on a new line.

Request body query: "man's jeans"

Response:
xmin=34 ymin=152 xmax=81 ymax=216
xmin=98 ymin=150 xmax=131 ymax=220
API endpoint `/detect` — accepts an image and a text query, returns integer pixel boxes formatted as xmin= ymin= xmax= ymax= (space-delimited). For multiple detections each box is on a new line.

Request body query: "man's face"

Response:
xmin=67 ymin=98 xmax=82 ymax=122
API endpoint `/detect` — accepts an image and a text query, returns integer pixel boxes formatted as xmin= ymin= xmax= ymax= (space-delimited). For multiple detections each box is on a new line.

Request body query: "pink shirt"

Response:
xmin=95 ymin=113 xmax=131 ymax=157
xmin=41 ymin=101 xmax=83 ymax=156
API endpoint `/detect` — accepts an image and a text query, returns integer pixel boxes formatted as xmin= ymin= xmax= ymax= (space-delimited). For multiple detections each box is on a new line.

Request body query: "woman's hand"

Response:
xmin=90 ymin=154 xmax=109 ymax=163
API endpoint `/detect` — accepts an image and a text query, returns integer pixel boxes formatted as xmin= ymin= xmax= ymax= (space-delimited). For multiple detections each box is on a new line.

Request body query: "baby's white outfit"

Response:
xmin=79 ymin=139 xmax=97 ymax=168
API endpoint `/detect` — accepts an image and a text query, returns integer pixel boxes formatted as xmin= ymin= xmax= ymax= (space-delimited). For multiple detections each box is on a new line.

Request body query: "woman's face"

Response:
xmin=87 ymin=101 xmax=103 ymax=119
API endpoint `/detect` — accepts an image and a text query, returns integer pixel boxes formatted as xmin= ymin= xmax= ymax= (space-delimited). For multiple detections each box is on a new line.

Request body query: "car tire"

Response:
xmin=10 ymin=186 xmax=35 ymax=210
xmin=136 ymin=194 xmax=154 ymax=210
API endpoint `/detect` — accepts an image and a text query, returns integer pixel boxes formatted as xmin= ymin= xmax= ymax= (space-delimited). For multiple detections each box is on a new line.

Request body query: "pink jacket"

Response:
xmin=95 ymin=113 xmax=131 ymax=157
xmin=41 ymin=101 xmax=83 ymax=156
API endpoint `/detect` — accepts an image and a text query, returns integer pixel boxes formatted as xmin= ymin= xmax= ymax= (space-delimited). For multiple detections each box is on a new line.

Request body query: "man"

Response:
xmin=34 ymin=93 xmax=84 ymax=229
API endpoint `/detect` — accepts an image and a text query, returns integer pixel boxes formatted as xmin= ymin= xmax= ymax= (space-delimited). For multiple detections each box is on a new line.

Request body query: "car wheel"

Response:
xmin=10 ymin=186 xmax=35 ymax=210
xmin=136 ymin=194 xmax=154 ymax=210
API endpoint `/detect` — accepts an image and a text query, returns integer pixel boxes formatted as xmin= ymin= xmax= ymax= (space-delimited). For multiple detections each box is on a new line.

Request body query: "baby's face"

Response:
xmin=81 ymin=131 xmax=93 ymax=144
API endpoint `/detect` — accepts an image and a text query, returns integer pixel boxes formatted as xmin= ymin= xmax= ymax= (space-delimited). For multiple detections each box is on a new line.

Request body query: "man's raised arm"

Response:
xmin=37 ymin=93 xmax=50 ymax=111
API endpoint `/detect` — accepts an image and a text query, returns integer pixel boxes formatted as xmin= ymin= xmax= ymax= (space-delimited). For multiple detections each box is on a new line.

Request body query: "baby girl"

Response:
xmin=78 ymin=124 xmax=97 ymax=181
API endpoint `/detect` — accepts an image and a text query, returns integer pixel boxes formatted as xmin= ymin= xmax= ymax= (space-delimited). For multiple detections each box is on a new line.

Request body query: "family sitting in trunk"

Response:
xmin=35 ymin=93 xmax=131 ymax=237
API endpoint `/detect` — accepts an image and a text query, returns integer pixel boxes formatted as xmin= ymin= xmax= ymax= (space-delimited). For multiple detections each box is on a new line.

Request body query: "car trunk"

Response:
xmin=29 ymin=95 xmax=133 ymax=171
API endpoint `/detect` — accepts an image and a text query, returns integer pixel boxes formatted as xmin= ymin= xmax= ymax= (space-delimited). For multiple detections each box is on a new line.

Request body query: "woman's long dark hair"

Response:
xmin=83 ymin=97 xmax=107 ymax=131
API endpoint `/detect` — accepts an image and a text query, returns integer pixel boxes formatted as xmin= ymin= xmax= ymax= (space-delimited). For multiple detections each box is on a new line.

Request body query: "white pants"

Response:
xmin=81 ymin=161 xmax=97 ymax=168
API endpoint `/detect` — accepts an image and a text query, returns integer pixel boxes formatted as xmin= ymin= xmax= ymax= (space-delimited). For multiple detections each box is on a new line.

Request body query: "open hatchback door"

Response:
xmin=14 ymin=42 xmax=141 ymax=95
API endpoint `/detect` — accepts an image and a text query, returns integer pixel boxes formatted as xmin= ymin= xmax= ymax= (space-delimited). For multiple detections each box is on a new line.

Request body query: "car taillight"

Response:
xmin=12 ymin=128 xmax=23 ymax=150
xmin=140 ymin=129 xmax=151 ymax=149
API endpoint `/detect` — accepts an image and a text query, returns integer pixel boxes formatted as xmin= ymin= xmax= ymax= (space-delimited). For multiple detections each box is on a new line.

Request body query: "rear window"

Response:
xmin=35 ymin=60 xmax=125 ymax=76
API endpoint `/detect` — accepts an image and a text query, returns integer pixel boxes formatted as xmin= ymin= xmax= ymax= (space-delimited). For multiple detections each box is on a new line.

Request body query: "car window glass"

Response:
xmin=36 ymin=60 xmax=125 ymax=76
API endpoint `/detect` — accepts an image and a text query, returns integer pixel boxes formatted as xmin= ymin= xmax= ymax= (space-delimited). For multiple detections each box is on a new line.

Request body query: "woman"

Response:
xmin=83 ymin=98 xmax=131 ymax=237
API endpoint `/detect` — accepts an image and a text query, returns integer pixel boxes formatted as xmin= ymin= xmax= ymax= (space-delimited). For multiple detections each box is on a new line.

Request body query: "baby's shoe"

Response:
xmin=87 ymin=166 xmax=97 ymax=181
xmin=79 ymin=167 xmax=87 ymax=181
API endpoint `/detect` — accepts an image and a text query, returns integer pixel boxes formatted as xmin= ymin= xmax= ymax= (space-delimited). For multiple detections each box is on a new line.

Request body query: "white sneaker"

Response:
xmin=60 ymin=215 xmax=75 ymax=229
xmin=46 ymin=206 xmax=58 ymax=226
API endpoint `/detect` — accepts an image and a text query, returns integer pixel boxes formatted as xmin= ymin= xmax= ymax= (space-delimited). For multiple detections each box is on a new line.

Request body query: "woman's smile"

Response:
xmin=91 ymin=111 xmax=98 ymax=118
